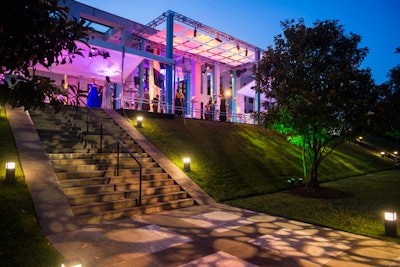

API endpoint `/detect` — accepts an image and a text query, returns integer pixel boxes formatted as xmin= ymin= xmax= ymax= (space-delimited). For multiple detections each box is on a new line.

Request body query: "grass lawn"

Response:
xmin=135 ymin=117 xmax=395 ymax=199
xmin=227 ymin=169 xmax=400 ymax=243
xmin=135 ymin=116 xmax=399 ymax=243
xmin=0 ymin=109 xmax=62 ymax=267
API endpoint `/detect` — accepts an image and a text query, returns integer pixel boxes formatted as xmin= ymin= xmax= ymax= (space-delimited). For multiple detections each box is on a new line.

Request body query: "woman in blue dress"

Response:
xmin=87 ymin=78 xmax=101 ymax=108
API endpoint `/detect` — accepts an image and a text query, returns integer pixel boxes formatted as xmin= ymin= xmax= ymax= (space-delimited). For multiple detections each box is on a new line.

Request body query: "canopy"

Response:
xmin=237 ymin=80 xmax=268 ymax=102
xmin=33 ymin=41 xmax=144 ymax=82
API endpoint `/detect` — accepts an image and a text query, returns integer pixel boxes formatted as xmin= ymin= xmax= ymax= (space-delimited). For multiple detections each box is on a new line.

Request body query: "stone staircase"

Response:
xmin=29 ymin=105 xmax=196 ymax=225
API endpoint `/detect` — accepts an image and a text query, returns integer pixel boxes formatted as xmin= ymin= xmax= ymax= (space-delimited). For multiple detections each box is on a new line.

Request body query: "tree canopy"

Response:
xmin=0 ymin=0 xmax=91 ymax=111
xmin=372 ymin=48 xmax=400 ymax=138
xmin=254 ymin=19 xmax=376 ymax=188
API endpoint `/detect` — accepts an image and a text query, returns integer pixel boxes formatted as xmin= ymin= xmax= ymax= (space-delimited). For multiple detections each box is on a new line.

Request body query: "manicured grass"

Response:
xmin=227 ymin=169 xmax=400 ymax=243
xmin=136 ymin=117 xmax=395 ymax=201
xmin=0 ymin=109 xmax=62 ymax=267
xmin=135 ymin=116 xmax=399 ymax=243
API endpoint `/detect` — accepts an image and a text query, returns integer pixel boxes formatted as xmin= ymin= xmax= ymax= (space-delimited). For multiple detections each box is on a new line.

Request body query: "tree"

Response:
xmin=372 ymin=48 xmax=400 ymax=138
xmin=0 ymin=0 xmax=92 ymax=111
xmin=254 ymin=19 xmax=376 ymax=188
xmin=388 ymin=48 xmax=400 ymax=95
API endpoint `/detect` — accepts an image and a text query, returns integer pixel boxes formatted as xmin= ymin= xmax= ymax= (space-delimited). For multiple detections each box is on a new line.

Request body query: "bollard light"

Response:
xmin=358 ymin=136 xmax=363 ymax=141
xmin=183 ymin=157 xmax=191 ymax=172
xmin=5 ymin=162 xmax=16 ymax=184
xmin=137 ymin=116 xmax=143 ymax=128
xmin=381 ymin=151 xmax=385 ymax=157
xmin=61 ymin=257 xmax=82 ymax=267
xmin=384 ymin=211 xmax=397 ymax=237
xmin=394 ymin=151 xmax=398 ymax=156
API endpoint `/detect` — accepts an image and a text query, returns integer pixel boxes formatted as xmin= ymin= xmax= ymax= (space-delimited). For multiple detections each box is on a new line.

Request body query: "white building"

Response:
xmin=34 ymin=0 xmax=267 ymax=123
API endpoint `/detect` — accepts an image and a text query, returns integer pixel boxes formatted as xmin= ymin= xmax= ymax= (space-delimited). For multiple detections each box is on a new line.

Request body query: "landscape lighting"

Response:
xmin=183 ymin=157 xmax=191 ymax=172
xmin=384 ymin=211 xmax=397 ymax=237
xmin=136 ymin=116 xmax=143 ymax=128
xmin=5 ymin=162 xmax=15 ymax=184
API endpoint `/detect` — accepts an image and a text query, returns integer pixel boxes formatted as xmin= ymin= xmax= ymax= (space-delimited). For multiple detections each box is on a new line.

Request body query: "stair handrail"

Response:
xmin=74 ymin=99 xmax=143 ymax=206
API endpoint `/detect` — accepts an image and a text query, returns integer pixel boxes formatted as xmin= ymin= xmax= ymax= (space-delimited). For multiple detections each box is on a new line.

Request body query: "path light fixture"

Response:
xmin=61 ymin=257 xmax=82 ymax=267
xmin=5 ymin=162 xmax=16 ymax=184
xmin=381 ymin=151 xmax=385 ymax=157
xmin=384 ymin=211 xmax=397 ymax=237
xmin=183 ymin=157 xmax=191 ymax=172
xmin=136 ymin=116 xmax=143 ymax=128
xmin=394 ymin=151 xmax=398 ymax=156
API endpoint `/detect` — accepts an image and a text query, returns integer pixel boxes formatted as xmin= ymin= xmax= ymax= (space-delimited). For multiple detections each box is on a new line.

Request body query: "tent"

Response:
xmin=237 ymin=80 xmax=268 ymax=102
xmin=33 ymin=41 xmax=144 ymax=82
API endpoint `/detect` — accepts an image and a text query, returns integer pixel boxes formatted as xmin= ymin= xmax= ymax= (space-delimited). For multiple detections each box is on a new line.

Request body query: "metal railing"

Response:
xmin=75 ymin=98 xmax=143 ymax=206
xmin=119 ymin=95 xmax=263 ymax=124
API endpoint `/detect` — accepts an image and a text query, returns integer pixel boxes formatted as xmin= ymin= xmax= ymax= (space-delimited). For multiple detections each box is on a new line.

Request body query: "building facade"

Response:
xmin=34 ymin=0 xmax=266 ymax=123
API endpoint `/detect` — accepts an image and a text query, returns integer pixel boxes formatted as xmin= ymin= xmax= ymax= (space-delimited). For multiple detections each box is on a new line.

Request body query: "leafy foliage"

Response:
xmin=372 ymin=48 xmax=400 ymax=138
xmin=0 ymin=0 xmax=92 ymax=111
xmin=254 ymin=19 xmax=377 ymax=187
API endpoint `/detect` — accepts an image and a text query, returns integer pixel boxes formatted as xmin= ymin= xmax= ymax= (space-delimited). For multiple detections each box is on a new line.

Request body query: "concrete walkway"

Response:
xmin=7 ymin=106 xmax=400 ymax=267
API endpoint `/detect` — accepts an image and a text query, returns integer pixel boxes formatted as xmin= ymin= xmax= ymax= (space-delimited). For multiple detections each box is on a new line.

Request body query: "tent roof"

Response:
xmin=34 ymin=41 xmax=144 ymax=82
xmin=237 ymin=80 xmax=267 ymax=101
xmin=134 ymin=10 xmax=263 ymax=68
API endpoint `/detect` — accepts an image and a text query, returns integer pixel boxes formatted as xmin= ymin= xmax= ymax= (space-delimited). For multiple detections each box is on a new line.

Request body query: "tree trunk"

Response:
xmin=308 ymin=158 xmax=319 ymax=188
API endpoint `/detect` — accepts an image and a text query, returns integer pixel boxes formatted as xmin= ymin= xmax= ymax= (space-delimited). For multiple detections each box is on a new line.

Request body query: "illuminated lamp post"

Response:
xmin=136 ymin=116 xmax=143 ymax=128
xmin=61 ymin=258 xmax=82 ymax=267
xmin=5 ymin=162 xmax=16 ymax=184
xmin=384 ymin=211 xmax=397 ymax=237
xmin=183 ymin=157 xmax=191 ymax=172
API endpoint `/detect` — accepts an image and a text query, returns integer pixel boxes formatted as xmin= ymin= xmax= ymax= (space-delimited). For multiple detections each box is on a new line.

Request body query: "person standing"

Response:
xmin=152 ymin=94 xmax=159 ymax=113
xmin=87 ymin=77 xmax=101 ymax=108
xmin=102 ymin=76 xmax=113 ymax=109
xmin=175 ymin=90 xmax=184 ymax=117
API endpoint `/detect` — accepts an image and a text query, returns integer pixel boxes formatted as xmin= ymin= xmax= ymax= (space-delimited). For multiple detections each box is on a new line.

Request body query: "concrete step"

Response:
xmin=68 ymin=190 xmax=139 ymax=205
xmin=47 ymin=152 xmax=148 ymax=160
xmin=70 ymin=191 xmax=190 ymax=215
xmin=55 ymin=167 xmax=164 ymax=179
xmin=63 ymin=183 xmax=182 ymax=197
xmin=72 ymin=198 xmax=139 ymax=215
xmin=59 ymin=173 xmax=170 ymax=186
xmin=35 ymin=130 xmax=79 ymax=140
xmin=45 ymin=148 xmax=100 ymax=154
xmin=60 ymin=176 xmax=173 ymax=189
xmin=76 ymin=199 xmax=196 ymax=225
xmin=47 ymin=153 xmax=96 ymax=160
xmin=42 ymin=142 xmax=88 ymax=150
xmin=52 ymin=161 xmax=157 ymax=173
xmin=68 ymin=189 xmax=188 ymax=207
xmin=50 ymin=156 xmax=153 ymax=166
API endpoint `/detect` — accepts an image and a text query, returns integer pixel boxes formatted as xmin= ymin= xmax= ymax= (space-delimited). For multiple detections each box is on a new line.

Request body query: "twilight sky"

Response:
xmin=77 ymin=0 xmax=399 ymax=84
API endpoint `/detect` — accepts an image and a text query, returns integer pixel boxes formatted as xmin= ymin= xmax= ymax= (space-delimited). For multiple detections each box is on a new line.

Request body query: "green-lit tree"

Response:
xmin=0 ymin=0 xmax=91 ymax=111
xmin=254 ymin=19 xmax=376 ymax=188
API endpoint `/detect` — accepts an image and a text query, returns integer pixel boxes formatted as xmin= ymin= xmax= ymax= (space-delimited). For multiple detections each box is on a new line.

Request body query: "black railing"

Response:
xmin=75 ymin=98 xmax=143 ymax=206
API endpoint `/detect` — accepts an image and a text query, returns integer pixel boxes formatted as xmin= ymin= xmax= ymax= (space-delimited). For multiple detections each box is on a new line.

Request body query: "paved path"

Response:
xmin=7 ymin=106 xmax=400 ymax=267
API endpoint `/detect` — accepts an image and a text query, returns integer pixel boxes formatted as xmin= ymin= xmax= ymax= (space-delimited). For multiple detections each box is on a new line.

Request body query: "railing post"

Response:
xmin=116 ymin=142 xmax=120 ymax=176
xmin=86 ymin=108 xmax=89 ymax=133
xmin=139 ymin=164 xmax=142 ymax=206
xmin=99 ymin=123 xmax=103 ymax=153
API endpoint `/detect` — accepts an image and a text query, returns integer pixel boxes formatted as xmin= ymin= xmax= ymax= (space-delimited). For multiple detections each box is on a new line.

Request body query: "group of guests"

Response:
xmin=87 ymin=76 xmax=113 ymax=109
